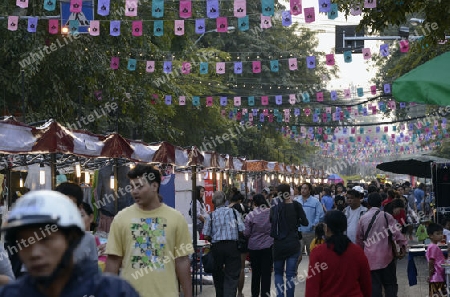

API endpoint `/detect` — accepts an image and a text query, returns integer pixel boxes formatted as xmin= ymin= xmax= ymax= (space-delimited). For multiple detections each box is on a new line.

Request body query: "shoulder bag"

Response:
xmin=232 ymin=209 xmax=248 ymax=252
xmin=383 ymin=212 xmax=406 ymax=260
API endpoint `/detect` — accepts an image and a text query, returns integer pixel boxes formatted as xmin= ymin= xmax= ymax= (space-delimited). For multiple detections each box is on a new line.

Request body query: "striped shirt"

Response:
xmin=202 ymin=206 xmax=245 ymax=243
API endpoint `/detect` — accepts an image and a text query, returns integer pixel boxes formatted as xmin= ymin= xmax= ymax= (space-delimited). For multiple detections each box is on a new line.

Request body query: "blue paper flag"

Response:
xmin=343 ymin=51 xmax=352 ymax=63
xmin=262 ymin=0 xmax=274 ymax=16
xmin=165 ymin=95 xmax=172 ymax=105
xmin=163 ymin=61 xmax=172 ymax=73
xmin=192 ymin=96 xmax=200 ymax=106
xmin=248 ymin=96 xmax=255 ymax=106
xmin=238 ymin=16 xmax=249 ymax=31
xmin=234 ymin=61 xmax=243 ymax=74
xmin=220 ymin=97 xmax=227 ymax=106
xmin=152 ymin=0 xmax=164 ymax=18
xmin=357 ymin=87 xmax=364 ymax=97
xmin=27 ymin=17 xmax=38 ymax=33
xmin=195 ymin=19 xmax=205 ymax=34
xmin=330 ymin=90 xmax=337 ymax=101
xmin=328 ymin=3 xmax=338 ymax=19
xmin=319 ymin=0 xmax=331 ymax=12
xmin=270 ymin=60 xmax=279 ymax=72
xmin=44 ymin=0 xmax=56 ymax=11
xmin=275 ymin=95 xmax=282 ymax=105
xmin=69 ymin=20 xmax=79 ymax=35
xmin=97 ymin=0 xmax=110 ymax=16
xmin=154 ymin=20 xmax=164 ymax=36
xmin=200 ymin=62 xmax=208 ymax=74
xmin=302 ymin=92 xmax=310 ymax=102
xmin=282 ymin=11 xmax=292 ymax=26
xmin=127 ymin=59 xmax=137 ymax=71
xmin=207 ymin=0 xmax=219 ymax=18
xmin=259 ymin=114 xmax=265 ymax=122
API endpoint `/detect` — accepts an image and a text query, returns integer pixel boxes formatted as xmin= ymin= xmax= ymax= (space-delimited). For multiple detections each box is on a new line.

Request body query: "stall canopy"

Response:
xmin=376 ymin=155 xmax=450 ymax=178
xmin=393 ymin=51 xmax=450 ymax=106
xmin=0 ymin=117 xmax=317 ymax=175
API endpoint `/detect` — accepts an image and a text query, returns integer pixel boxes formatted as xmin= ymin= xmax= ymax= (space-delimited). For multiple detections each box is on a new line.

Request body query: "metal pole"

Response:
xmin=78 ymin=86 xmax=82 ymax=119
xmin=50 ymin=153 xmax=56 ymax=189
xmin=114 ymin=159 xmax=118 ymax=214
xmin=244 ymin=172 xmax=248 ymax=200
xmin=212 ymin=168 xmax=217 ymax=192
xmin=21 ymin=70 xmax=25 ymax=123
xmin=191 ymin=165 xmax=198 ymax=296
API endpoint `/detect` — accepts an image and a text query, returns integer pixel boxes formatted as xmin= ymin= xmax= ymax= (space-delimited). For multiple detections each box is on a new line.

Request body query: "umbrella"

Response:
xmin=376 ymin=155 xmax=450 ymax=178
xmin=392 ymin=52 xmax=450 ymax=106
xmin=328 ymin=174 xmax=344 ymax=183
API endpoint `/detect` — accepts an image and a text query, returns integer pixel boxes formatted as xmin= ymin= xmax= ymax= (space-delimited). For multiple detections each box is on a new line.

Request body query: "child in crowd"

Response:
xmin=426 ymin=223 xmax=447 ymax=297
xmin=310 ymin=223 xmax=325 ymax=252
xmin=442 ymin=217 xmax=450 ymax=245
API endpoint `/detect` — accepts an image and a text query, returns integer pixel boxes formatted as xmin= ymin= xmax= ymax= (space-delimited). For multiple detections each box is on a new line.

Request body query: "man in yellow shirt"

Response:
xmin=105 ymin=164 xmax=193 ymax=297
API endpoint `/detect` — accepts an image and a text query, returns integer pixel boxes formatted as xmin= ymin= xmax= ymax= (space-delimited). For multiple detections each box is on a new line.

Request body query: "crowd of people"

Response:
xmin=0 ymin=166 xmax=445 ymax=297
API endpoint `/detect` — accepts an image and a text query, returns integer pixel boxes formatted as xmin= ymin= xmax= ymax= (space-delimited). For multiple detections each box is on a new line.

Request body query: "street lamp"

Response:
xmin=194 ymin=26 xmax=235 ymax=45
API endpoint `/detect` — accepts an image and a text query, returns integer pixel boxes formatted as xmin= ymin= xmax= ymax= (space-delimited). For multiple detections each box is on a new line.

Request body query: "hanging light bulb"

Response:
xmin=19 ymin=173 xmax=24 ymax=188
xmin=223 ymin=171 xmax=227 ymax=180
xmin=129 ymin=162 xmax=135 ymax=169
xmin=185 ymin=172 xmax=189 ymax=181
xmin=216 ymin=171 xmax=220 ymax=181
xmin=240 ymin=174 xmax=244 ymax=182
xmin=75 ymin=162 xmax=81 ymax=178
xmin=110 ymin=174 xmax=115 ymax=189
xmin=198 ymin=171 xmax=202 ymax=182
xmin=271 ymin=173 xmax=274 ymax=180
xmin=39 ymin=164 xmax=45 ymax=185
xmin=85 ymin=171 xmax=90 ymax=184
xmin=208 ymin=171 xmax=212 ymax=180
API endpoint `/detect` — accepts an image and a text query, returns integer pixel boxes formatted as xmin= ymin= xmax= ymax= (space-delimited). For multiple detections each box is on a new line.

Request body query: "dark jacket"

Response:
xmin=0 ymin=259 xmax=140 ymax=297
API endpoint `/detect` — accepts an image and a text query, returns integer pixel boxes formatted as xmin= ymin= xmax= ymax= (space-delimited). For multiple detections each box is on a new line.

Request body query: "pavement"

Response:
xmin=195 ymin=241 xmax=435 ymax=297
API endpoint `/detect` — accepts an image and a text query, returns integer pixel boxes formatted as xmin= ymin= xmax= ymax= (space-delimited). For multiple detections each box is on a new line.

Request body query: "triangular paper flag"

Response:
xmin=125 ymin=0 xmax=138 ymax=17
xmin=182 ymin=62 xmax=191 ymax=74
xmin=127 ymin=59 xmax=137 ymax=71
xmin=44 ymin=0 xmax=56 ymax=11
xmin=179 ymin=0 xmax=192 ymax=18
xmin=306 ymin=56 xmax=315 ymax=69
xmin=261 ymin=15 xmax=272 ymax=29
xmin=179 ymin=96 xmax=186 ymax=105
xmin=234 ymin=0 xmax=246 ymax=17
xmin=70 ymin=0 xmax=82 ymax=13
xmin=304 ymin=7 xmax=315 ymax=23
xmin=288 ymin=58 xmax=298 ymax=70
xmin=110 ymin=57 xmax=119 ymax=69
xmin=8 ymin=16 xmax=19 ymax=31
xmin=252 ymin=61 xmax=261 ymax=73
xmin=48 ymin=19 xmax=59 ymax=34
xmin=195 ymin=19 xmax=205 ymax=34
xmin=174 ymin=20 xmax=184 ymax=35
xmin=90 ymin=20 xmax=100 ymax=36
xmin=234 ymin=61 xmax=243 ymax=74
xmin=207 ymin=0 xmax=220 ymax=18
xmin=362 ymin=48 xmax=371 ymax=60
xmin=110 ymin=20 xmax=121 ymax=36
xmin=325 ymin=54 xmax=335 ymax=66
xmin=98 ymin=0 xmax=110 ymax=16
xmin=364 ymin=0 xmax=376 ymax=9
xmin=146 ymin=61 xmax=155 ymax=72
xmin=262 ymin=0 xmax=274 ymax=16
xmin=216 ymin=62 xmax=226 ymax=74
xmin=152 ymin=0 xmax=164 ymax=18
xmin=216 ymin=17 xmax=228 ymax=32
xmin=154 ymin=20 xmax=164 ymax=36
xmin=27 ymin=17 xmax=38 ymax=33
xmin=132 ymin=21 xmax=142 ymax=36
xmin=238 ymin=16 xmax=249 ymax=31
xmin=282 ymin=11 xmax=292 ymax=26
xmin=270 ymin=60 xmax=279 ymax=72
xmin=163 ymin=61 xmax=172 ymax=73
xmin=290 ymin=0 xmax=302 ymax=16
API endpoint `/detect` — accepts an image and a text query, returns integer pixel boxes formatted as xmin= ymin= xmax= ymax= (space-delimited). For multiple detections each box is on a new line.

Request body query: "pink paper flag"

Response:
xmin=70 ymin=0 xmax=82 ymax=13
xmin=179 ymin=0 xmax=192 ymax=18
xmin=316 ymin=92 xmax=323 ymax=102
xmin=304 ymin=108 xmax=311 ymax=116
xmin=146 ymin=61 xmax=155 ymax=73
xmin=8 ymin=16 xmax=19 ymax=31
xmin=216 ymin=17 xmax=228 ymax=32
xmin=325 ymin=54 xmax=335 ymax=66
xmin=234 ymin=0 xmax=246 ymax=17
xmin=344 ymin=89 xmax=351 ymax=98
xmin=261 ymin=96 xmax=269 ymax=105
xmin=175 ymin=20 xmax=185 ymax=35
xmin=289 ymin=94 xmax=296 ymax=105
xmin=16 ymin=0 xmax=28 ymax=8
xmin=234 ymin=97 xmax=241 ymax=106
xmin=290 ymin=0 xmax=302 ymax=16
xmin=179 ymin=96 xmax=186 ymax=105
xmin=362 ymin=48 xmax=371 ymax=60
xmin=48 ymin=19 xmax=59 ymax=34
xmin=399 ymin=40 xmax=409 ymax=52
xmin=206 ymin=97 xmax=213 ymax=107
xmin=216 ymin=62 xmax=226 ymax=74
xmin=304 ymin=7 xmax=315 ymax=23
xmin=132 ymin=21 xmax=142 ymax=36
xmin=370 ymin=85 xmax=377 ymax=95
xmin=384 ymin=126 xmax=388 ymax=132
xmin=110 ymin=57 xmax=119 ymax=69
xmin=125 ymin=0 xmax=138 ymax=16
xmin=90 ymin=20 xmax=100 ymax=36
xmin=182 ymin=62 xmax=191 ymax=74
xmin=288 ymin=58 xmax=298 ymax=70
xmin=252 ymin=61 xmax=261 ymax=73
xmin=261 ymin=15 xmax=272 ymax=29
xmin=364 ymin=0 xmax=376 ymax=9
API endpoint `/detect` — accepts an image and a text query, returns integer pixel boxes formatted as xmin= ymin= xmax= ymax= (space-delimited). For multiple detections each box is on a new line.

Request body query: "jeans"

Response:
xmin=371 ymin=259 xmax=398 ymax=297
xmin=273 ymin=250 xmax=301 ymax=297
xmin=249 ymin=247 xmax=273 ymax=297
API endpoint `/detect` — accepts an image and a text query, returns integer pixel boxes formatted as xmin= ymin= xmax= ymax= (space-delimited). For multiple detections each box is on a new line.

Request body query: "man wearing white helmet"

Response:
xmin=343 ymin=187 xmax=368 ymax=243
xmin=0 ymin=190 xmax=140 ymax=297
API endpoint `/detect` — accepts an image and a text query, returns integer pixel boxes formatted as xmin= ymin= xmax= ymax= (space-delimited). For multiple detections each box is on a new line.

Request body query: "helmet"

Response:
xmin=2 ymin=190 xmax=84 ymax=242
xmin=352 ymin=186 xmax=365 ymax=194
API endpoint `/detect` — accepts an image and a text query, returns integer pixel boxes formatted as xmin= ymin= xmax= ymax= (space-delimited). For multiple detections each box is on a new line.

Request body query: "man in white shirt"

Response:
xmin=344 ymin=188 xmax=367 ymax=243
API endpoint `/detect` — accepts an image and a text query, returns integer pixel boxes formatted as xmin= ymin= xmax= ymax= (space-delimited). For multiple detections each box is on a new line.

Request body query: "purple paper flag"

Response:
xmin=261 ymin=15 xmax=272 ymax=29
xmin=282 ymin=11 xmax=292 ymax=26
xmin=306 ymin=56 xmax=316 ymax=69
xmin=319 ymin=0 xmax=331 ymax=13
xmin=70 ymin=0 xmax=82 ymax=13
xmin=207 ymin=0 xmax=219 ymax=18
xmin=330 ymin=90 xmax=337 ymax=101
xmin=380 ymin=44 xmax=390 ymax=56
xmin=294 ymin=108 xmax=300 ymax=116
xmin=132 ymin=21 xmax=142 ymax=36
xmin=182 ymin=62 xmax=191 ymax=74
xmin=275 ymin=95 xmax=282 ymax=105
xmin=195 ymin=19 xmax=206 ymax=34
xmin=384 ymin=84 xmax=391 ymax=94
xmin=110 ymin=21 xmax=121 ymax=36
xmin=165 ymin=95 xmax=172 ymax=105
xmin=179 ymin=0 xmax=192 ymax=18
xmin=252 ymin=61 xmax=261 ymax=73
xmin=98 ymin=0 xmax=110 ymax=16
xmin=220 ymin=97 xmax=227 ymax=106
xmin=234 ymin=61 xmax=243 ymax=74
xmin=350 ymin=5 xmax=361 ymax=16
xmin=163 ymin=61 xmax=172 ymax=73
xmin=290 ymin=0 xmax=302 ymax=16
xmin=216 ymin=17 xmax=228 ymax=32
xmin=27 ymin=17 xmax=38 ymax=33
xmin=304 ymin=7 xmax=315 ymax=23
xmin=110 ymin=57 xmax=119 ymax=69
xmin=234 ymin=0 xmax=246 ymax=17
xmin=364 ymin=0 xmax=376 ymax=9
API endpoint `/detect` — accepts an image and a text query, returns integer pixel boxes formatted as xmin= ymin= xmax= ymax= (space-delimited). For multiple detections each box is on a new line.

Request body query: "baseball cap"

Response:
xmin=263 ymin=187 xmax=270 ymax=194
xmin=353 ymin=186 xmax=364 ymax=194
